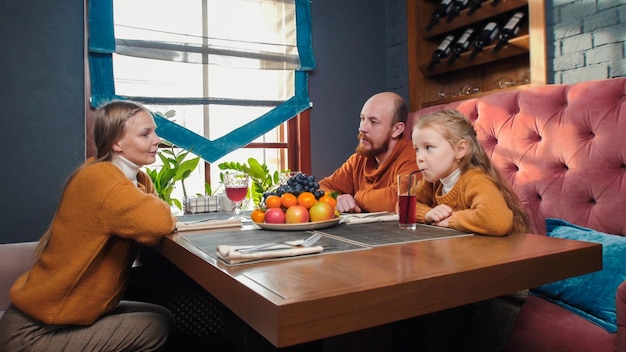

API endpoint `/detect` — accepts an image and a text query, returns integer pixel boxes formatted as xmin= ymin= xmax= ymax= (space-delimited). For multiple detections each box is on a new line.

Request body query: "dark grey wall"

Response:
xmin=0 ymin=0 xmax=85 ymax=243
xmin=309 ymin=0 xmax=388 ymax=179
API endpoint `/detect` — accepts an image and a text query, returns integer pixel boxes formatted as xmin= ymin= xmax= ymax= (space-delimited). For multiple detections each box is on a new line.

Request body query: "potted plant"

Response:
xmin=145 ymin=141 xmax=200 ymax=212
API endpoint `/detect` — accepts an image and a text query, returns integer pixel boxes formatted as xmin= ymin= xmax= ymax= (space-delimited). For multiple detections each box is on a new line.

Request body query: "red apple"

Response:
xmin=309 ymin=201 xmax=334 ymax=222
xmin=285 ymin=205 xmax=310 ymax=224
xmin=264 ymin=208 xmax=285 ymax=224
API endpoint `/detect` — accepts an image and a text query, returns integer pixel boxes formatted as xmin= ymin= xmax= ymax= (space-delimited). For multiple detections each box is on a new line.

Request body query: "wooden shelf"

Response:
xmin=407 ymin=0 xmax=547 ymax=110
xmin=421 ymin=83 xmax=532 ymax=108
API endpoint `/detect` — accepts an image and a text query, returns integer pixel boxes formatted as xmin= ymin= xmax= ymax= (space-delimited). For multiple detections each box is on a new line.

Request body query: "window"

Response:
xmin=87 ymin=0 xmax=314 ymax=201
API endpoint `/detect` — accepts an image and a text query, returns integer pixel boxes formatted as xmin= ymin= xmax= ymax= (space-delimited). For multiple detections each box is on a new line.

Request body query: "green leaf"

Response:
xmin=272 ymin=171 xmax=280 ymax=185
xmin=176 ymin=158 xmax=200 ymax=180
xmin=147 ymin=145 xmax=202 ymax=207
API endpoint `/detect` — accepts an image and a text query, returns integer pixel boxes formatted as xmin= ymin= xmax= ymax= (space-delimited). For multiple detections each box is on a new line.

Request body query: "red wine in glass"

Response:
xmin=225 ymin=187 xmax=247 ymax=202
xmin=224 ymin=173 xmax=249 ymax=217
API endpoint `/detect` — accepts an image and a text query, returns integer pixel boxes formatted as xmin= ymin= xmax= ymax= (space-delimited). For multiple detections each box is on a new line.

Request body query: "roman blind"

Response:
xmin=88 ymin=0 xmax=315 ymax=163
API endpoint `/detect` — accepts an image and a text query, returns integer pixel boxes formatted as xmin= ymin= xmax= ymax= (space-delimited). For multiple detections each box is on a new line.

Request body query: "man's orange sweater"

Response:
xmin=10 ymin=160 xmax=175 ymax=325
xmin=319 ymin=138 xmax=419 ymax=212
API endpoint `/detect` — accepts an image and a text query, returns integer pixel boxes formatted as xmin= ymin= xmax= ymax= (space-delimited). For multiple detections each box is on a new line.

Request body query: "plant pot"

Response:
xmin=184 ymin=195 xmax=223 ymax=214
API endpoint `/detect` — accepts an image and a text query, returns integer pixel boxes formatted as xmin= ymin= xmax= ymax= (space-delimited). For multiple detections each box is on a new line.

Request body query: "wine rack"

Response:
xmin=407 ymin=0 xmax=547 ymax=109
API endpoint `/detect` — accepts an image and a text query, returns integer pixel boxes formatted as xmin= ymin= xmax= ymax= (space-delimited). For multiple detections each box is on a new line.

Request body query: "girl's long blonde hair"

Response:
xmin=35 ymin=101 xmax=149 ymax=257
xmin=415 ymin=109 xmax=531 ymax=233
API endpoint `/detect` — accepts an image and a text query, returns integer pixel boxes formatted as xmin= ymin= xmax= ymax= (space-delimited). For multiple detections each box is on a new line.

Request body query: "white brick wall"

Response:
xmin=549 ymin=0 xmax=626 ymax=83
xmin=387 ymin=0 xmax=626 ymax=99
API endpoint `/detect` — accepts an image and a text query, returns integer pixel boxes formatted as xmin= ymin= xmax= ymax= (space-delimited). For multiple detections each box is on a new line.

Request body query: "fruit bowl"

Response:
xmin=255 ymin=217 xmax=341 ymax=231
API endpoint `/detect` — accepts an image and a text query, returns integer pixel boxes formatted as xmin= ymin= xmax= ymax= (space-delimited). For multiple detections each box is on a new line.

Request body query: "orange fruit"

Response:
xmin=297 ymin=192 xmax=317 ymax=209
xmin=250 ymin=209 xmax=265 ymax=223
xmin=280 ymin=193 xmax=298 ymax=208
xmin=265 ymin=195 xmax=282 ymax=209
xmin=318 ymin=194 xmax=337 ymax=209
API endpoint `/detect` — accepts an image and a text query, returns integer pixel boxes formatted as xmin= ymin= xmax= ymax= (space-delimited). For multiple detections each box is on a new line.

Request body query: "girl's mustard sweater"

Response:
xmin=10 ymin=160 xmax=175 ymax=325
xmin=415 ymin=168 xmax=514 ymax=236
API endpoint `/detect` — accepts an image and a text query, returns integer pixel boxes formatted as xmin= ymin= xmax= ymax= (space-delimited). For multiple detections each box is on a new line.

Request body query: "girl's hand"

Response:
xmin=425 ymin=204 xmax=453 ymax=224
xmin=435 ymin=217 xmax=450 ymax=228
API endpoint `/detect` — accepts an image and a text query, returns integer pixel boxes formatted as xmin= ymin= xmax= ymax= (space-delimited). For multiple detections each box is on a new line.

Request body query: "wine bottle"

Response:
xmin=427 ymin=35 xmax=455 ymax=71
xmin=468 ymin=22 xmax=499 ymax=60
xmin=446 ymin=0 xmax=469 ymax=23
xmin=446 ymin=28 xmax=475 ymax=65
xmin=425 ymin=0 xmax=453 ymax=31
xmin=467 ymin=0 xmax=483 ymax=16
xmin=492 ymin=12 xmax=526 ymax=54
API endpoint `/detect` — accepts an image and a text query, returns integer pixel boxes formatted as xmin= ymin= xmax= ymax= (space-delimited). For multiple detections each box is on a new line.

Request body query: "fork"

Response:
xmin=236 ymin=232 xmax=322 ymax=253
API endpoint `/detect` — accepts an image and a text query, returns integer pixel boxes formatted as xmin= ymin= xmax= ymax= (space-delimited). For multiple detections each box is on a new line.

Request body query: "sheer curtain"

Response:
xmin=88 ymin=0 xmax=315 ymax=164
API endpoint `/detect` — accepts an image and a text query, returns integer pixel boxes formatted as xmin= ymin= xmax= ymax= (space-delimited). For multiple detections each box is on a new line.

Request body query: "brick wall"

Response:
xmin=549 ymin=0 xmax=626 ymax=83
xmin=387 ymin=0 xmax=410 ymax=101
xmin=387 ymin=0 xmax=626 ymax=101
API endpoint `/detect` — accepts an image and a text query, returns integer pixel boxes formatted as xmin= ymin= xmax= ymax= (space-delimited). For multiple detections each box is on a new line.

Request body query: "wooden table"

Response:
xmin=158 ymin=223 xmax=601 ymax=348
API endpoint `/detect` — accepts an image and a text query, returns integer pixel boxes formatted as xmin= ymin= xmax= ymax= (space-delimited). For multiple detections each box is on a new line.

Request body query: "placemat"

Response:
xmin=179 ymin=229 xmax=368 ymax=266
xmin=178 ymin=216 xmax=472 ymax=266
xmin=318 ymin=221 xmax=472 ymax=246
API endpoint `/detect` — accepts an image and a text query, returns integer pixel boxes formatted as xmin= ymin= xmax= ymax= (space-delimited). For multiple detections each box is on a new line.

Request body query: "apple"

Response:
xmin=285 ymin=205 xmax=310 ymax=224
xmin=264 ymin=208 xmax=286 ymax=224
xmin=309 ymin=201 xmax=334 ymax=222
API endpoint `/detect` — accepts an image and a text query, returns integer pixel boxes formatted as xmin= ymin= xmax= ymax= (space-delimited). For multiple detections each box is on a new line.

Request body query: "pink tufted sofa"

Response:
xmin=409 ymin=77 xmax=626 ymax=351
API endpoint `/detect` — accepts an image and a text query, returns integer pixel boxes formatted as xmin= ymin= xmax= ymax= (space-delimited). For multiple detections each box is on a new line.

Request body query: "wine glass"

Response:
xmin=223 ymin=172 xmax=249 ymax=218
xmin=279 ymin=171 xmax=302 ymax=185
xmin=438 ymin=85 xmax=481 ymax=99
xmin=496 ymin=74 xmax=530 ymax=89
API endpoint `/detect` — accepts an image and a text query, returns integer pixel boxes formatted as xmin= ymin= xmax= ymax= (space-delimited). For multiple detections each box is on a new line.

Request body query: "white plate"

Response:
xmin=256 ymin=217 xmax=341 ymax=231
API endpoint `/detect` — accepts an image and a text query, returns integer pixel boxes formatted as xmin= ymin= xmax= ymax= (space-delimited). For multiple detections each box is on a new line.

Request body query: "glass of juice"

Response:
xmin=397 ymin=174 xmax=418 ymax=230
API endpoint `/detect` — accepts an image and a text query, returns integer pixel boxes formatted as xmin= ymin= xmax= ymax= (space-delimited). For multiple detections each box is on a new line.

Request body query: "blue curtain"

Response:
xmin=87 ymin=0 xmax=315 ymax=163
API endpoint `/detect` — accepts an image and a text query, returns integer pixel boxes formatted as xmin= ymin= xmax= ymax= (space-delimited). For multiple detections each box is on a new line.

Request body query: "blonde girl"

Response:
xmin=404 ymin=109 xmax=530 ymax=351
xmin=412 ymin=109 xmax=531 ymax=235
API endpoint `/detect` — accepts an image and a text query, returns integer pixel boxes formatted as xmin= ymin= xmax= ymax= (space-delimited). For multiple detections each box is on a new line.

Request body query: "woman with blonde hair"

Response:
xmin=0 ymin=100 xmax=177 ymax=351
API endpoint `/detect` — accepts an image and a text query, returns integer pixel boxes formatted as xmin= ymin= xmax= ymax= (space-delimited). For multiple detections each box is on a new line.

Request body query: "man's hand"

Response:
xmin=335 ymin=194 xmax=362 ymax=213
xmin=425 ymin=204 xmax=453 ymax=225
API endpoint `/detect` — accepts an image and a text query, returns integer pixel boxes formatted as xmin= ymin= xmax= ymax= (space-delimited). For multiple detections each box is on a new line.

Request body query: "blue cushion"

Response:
xmin=531 ymin=218 xmax=626 ymax=333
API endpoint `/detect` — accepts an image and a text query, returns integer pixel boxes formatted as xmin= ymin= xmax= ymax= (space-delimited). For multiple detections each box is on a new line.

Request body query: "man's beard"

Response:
xmin=355 ymin=132 xmax=391 ymax=158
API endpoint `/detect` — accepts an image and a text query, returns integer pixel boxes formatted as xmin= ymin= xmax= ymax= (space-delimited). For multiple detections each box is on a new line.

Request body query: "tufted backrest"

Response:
xmin=408 ymin=77 xmax=626 ymax=236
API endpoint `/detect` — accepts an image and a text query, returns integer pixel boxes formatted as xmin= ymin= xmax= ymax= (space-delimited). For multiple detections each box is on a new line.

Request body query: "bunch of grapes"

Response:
xmin=263 ymin=173 xmax=324 ymax=200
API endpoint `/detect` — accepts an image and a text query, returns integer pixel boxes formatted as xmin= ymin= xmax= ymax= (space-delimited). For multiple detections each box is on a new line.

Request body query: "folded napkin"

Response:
xmin=339 ymin=211 xmax=399 ymax=225
xmin=176 ymin=217 xmax=242 ymax=232
xmin=216 ymin=244 xmax=324 ymax=264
